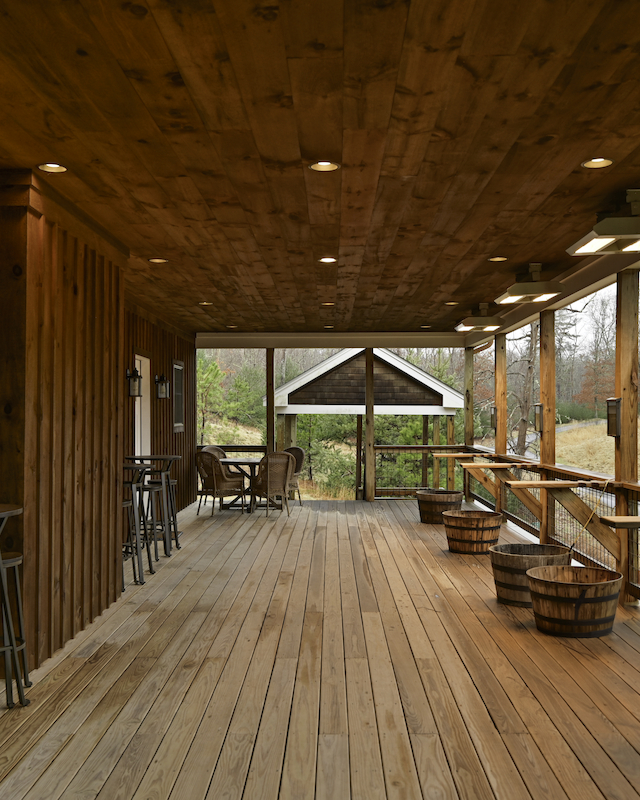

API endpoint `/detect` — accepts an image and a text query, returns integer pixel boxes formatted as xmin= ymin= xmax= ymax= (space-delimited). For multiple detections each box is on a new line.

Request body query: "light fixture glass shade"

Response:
xmin=455 ymin=316 xmax=502 ymax=332
xmin=567 ymin=216 xmax=640 ymax=255
xmin=155 ymin=374 xmax=170 ymax=399
xmin=126 ymin=368 xmax=142 ymax=398
xmin=494 ymin=281 xmax=563 ymax=305
xmin=309 ymin=161 xmax=340 ymax=172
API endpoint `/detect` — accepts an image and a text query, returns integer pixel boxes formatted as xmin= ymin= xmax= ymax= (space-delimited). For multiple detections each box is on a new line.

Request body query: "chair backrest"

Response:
xmin=284 ymin=446 xmax=305 ymax=475
xmin=196 ymin=451 xmax=216 ymax=488
xmin=202 ymin=445 xmax=227 ymax=459
xmin=256 ymin=451 xmax=295 ymax=493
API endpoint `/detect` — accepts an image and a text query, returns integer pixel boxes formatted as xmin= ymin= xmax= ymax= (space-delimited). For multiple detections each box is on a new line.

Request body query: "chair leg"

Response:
xmin=197 ymin=494 xmax=202 ymax=515
xmin=297 ymin=486 xmax=302 ymax=506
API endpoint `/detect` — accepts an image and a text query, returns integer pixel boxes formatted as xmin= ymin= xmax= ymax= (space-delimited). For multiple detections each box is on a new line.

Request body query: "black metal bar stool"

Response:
xmin=0 ymin=505 xmax=30 ymax=708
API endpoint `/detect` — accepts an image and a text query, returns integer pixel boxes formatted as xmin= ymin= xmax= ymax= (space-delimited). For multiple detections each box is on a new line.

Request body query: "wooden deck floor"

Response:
xmin=2 ymin=500 xmax=640 ymax=800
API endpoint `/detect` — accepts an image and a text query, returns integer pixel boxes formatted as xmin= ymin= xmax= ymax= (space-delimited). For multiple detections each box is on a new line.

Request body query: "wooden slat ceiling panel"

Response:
xmin=0 ymin=0 xmax=638 ymax=335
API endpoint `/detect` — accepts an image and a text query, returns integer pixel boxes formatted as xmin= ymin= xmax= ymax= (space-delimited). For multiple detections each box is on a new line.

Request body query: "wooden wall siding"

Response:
xmin=123 ymin=309 xmax=197 ymax=512
xmin=0 ymin=171 xmax=126 ymax=668
xmin=290 ymin=352 xmax=443 ymax=406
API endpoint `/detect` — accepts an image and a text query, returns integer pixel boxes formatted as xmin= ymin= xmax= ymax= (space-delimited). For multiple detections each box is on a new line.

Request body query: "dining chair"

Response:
xmin=252 ymin=451 xmax=295 ymax=516
xmin=196 ymin=451 xmax=245 ymax=514
xmin=284 ymin=446 xmax=305 ymax=505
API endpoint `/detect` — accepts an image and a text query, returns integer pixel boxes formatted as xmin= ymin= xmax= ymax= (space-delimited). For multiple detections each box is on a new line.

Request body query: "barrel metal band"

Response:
xmin=447 ymin=536 xmax=499 ymax=544
xmin=533 ymin=612 xmax=616 ymax=627
xmin=494 ymin=579 xmax=528 ymax=592
xmin=529 ymin=590 xmax=619 ymax=604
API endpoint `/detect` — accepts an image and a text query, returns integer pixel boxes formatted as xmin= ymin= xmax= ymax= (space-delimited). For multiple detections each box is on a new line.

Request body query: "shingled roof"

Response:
xmin=270 ymin=348 xmax=463 ymax=415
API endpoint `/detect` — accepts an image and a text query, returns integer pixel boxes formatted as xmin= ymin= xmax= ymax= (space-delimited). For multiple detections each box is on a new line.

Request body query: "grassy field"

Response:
xmin=555 ymin=420 xmax=617 ymax=475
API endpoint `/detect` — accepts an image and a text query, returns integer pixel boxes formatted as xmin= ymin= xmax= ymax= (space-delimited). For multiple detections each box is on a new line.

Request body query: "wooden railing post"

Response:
xmin=422 ymin=415 xmax=429 ymax=488
xmin=433 ymin=416 xmax=441 ymax=488
xmin=447 ymin=415 xmax=455 ymax=490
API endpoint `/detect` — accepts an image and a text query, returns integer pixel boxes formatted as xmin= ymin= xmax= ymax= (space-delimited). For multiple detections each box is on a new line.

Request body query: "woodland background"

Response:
xmin=197 ymin=287 xmax=620 ymax=498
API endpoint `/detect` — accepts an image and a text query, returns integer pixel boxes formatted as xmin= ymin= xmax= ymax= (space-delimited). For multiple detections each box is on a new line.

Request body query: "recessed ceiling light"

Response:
xmin=148 ymin=257 xmax=168 ymax=264
xmin=318 ymin=256 xmax=337 ymax=263
xmin=488 ymin=256 xmax=508 ymax=262
xmin=321 ymin=302 xmax=335 ymax=306
xmin=309 ymin=161 xmax=341 ymax=172
xmin=38 ymin=162 xmax=67 ymax=173
xmin=324 ymin=325 xmax=334 ymax=329
xmin=581 ymin=157 xmax=614 ymax=169
xmin=226 ymin=324 xmax=238 ymax=329
xmin=444 ymin=301 xmax=458 ymax=306
xmin=199 ymin=301 xmax=213 ymax=306
xmin=420 ymin=325 xmax=431 ymax=329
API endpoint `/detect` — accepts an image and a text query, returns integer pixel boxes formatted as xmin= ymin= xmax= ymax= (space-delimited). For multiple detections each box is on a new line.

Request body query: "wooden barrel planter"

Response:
xmin=489 ymin=544 xmax=571 ymax=607
xmin=526 ymin=565 xmax=623 ymax=638
xmin=442 ymin=510 xmax=502 ymax=554
xmin=415 ymin=489 xmax=463 ymax=524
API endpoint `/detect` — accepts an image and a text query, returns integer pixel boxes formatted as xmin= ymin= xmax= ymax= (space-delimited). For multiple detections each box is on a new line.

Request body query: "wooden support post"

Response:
xmin=365 ymin=348 xmax=375 ymax=502
xmin=447 ymin=415 xmax=455 ymax=490
xmin=276 ymin=413 xmax=285 ymax=451
xmin=356 ymin=414 xmax=363 ymax=499
xmin=495 ymin=333 xmax=507 ymax=455
xmin=284 ymin=414 xmax=296 ymax=449
xmin=464 ymin=347 xmax=474 ymax=447
xmin=540 ymin=311 xmax=555 ymax=543
xmin=422 ymin=415 xmax=429 ymax=488
xmin=464 ymin=347 xmax=474 ymax=500
xmin=615 ymin=270 xmax=639 ymax=602
xmin=540 ymin=310 xmax=556 ymax=466
xmin=266 ymin=348 xmax=275 ymax=453
xmin=433 ymin=416 xmax=441 ymax=488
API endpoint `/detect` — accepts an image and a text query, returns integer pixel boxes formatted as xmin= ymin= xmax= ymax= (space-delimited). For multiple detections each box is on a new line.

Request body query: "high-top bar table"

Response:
xmin=125 ymin=456 xmax=181 ymax=555
xmin=0 ymin=505 xmax=30 ymax=707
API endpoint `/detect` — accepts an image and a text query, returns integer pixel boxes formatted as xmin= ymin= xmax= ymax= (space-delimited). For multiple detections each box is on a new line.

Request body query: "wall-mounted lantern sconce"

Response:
xmin=490 ymin=406 xmax=497 ymax=430
xmin=607 ymin=397 xmax=621 ymax=437
xmin=126 ymin=367 xmax=142 ymax=398
xmin=155 ymin=374 xmax=171 ymax=400
xmin=534 ymin=403 xmax=543 ymax=433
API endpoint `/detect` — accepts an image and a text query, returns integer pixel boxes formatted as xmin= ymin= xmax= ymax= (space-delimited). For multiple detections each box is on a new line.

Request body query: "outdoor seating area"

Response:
xmin=197 ymin=447 xmax=304 ymax=517
xmin=2 ymin=498 xmax=640 ymax=799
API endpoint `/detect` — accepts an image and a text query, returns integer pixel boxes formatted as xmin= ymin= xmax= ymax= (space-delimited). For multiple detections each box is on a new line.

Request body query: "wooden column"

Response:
xmin=464 ymin=347 xmax=474 ymax=447
xmin=422 ymin=415 xmax=429 ymax=487
xmin=433 ymin=416 xmax=441 ymax=488
xmin=464 ymin=347 xmax=474 ymax=501
xmin=356 ymin=414 xmax=363 ymax=499
xmin=266 ymin=348 xmax=275 ymax=453
xmin=284 ymin=414 xmax=296 ymax=449
xmin=447 ymin=415 xmax=455 ymax=489
xmin=615 ymin=270 xmax=639 ymax=484
xmin=495 ymin=333 xmax=507 ymax=455
xmin=539 ymin=311 xmax=556 ymax=466
xmin=276 ymin=413 xmax=285 ymax=451
xmin=539 ymin=311 xmax=556 ymax=544
xmin=615 ymin=270 xmax=639 ymax=602
xmin=365 ymin=348 xmax=375 ymax=501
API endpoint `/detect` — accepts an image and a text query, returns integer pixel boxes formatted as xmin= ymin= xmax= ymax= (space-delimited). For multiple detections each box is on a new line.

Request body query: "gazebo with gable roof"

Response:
xmin=268 ymin=348 xmax=464 ymax=498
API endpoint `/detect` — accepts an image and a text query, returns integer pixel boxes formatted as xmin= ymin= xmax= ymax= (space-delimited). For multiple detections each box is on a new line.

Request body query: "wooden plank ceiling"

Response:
xmin=1 ymin=0 xmax=639 ymax=336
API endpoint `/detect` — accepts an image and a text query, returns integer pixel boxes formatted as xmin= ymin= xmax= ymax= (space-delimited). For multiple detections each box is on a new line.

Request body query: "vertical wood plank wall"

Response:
xmin=123 ymin=309 xmax=197 ymax=512
xmin=0 ymin=171 xmax=127 ymax=668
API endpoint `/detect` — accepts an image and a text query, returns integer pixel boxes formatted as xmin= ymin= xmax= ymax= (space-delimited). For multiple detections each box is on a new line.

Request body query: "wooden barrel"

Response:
xmin=489 ymin=544 xmax=571 ymax=607
xmin=526 ymin=565 xmax=622 ymax=638
xmin=415 ymin=489 xmax=463 ymax=524
xmin=442 ymin=510 xmax=502 ymax=554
